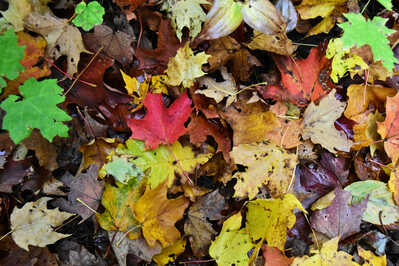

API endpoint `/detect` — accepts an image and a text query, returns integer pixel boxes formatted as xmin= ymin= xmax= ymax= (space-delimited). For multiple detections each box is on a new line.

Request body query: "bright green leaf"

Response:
xmin=162 ymin=0 xmax=209 ymax=41
xmin=338 ymin=13 xmax=397 ymax=71
xmin=113 ymin=139 xmax=212 ymax=188
xmin=72 ymin=1 xmax=105 ymax=31
xmin=345 ymin=180 xmax=399 ymax=225
xmin=102 ymin=156 xmax=143 ymax=184
xmin=0 ymin=29 xmax=25 ymax=89
xmin=209 ymin=213 xmax=254 ymax=266
xmin=377 ymin=0 xmax=392 ymax=10
xmin=0 ymin=78 xmax=71 ymax=144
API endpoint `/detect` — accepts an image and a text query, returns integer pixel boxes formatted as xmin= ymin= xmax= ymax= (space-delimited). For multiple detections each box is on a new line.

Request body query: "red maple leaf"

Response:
xmin=128 ymin=92 xmax=193 ymax=149
xmin=258 ymin=47 xmax=333 ymax=106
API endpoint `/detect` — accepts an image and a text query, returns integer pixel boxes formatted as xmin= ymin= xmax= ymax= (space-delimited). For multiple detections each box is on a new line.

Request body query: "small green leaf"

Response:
xmin=0 ymin=78 xmax=71 ymax=144
xmin=103 ymin=156 xmax=143 ymax=184
xmin=338 ymin=13 xmax=398 ymax=72
xmin=0 ymin=29 xmax=25 ymax=89
xmin=72 ymin=1 xmax=105 ymax=31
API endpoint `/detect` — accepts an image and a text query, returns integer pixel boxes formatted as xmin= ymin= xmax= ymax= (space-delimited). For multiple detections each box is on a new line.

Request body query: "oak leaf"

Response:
xmin=11 ymin=197 xmax=74 ymax=251
xmin=246 ymin=194 xmax=306 ymax=251
xmin=113 ymin=139 xmax=212 ymax=188
xmin=291 ymin=237 xmax=359 ymax=266
xmin=303 ymin=90 xmax=353 ymax=153
xmin=230 ymin=142 xmax=297 ymax=199
xmin=133 ymin=180 xmax=190 ymax=248
xmin=128 ymin=92 xmax=193 ymax=149
xmin=165 ymin=42 xmax=210 ymax=88
xmin=377 ymin=92 xmax=399 ymax=163
xmin=209 ymin=213 xmax=253 ymax=266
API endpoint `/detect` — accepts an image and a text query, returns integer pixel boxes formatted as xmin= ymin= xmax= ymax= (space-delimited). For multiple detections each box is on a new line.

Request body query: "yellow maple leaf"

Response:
xmin=326 ymin=38 xmax=369 ymax=83
xmin=246 ymin=194 xmax=306 ymax=251
xmin=133 ymin=180 xmax=190 ymax=248
xmin=120 ymin=71 xmax=168 ymax=111
xmin=165 ymin=42 xmax=210 ymax=88
xmin=230 ymin=142 xmax=297 ymax=199
xmin=303 ymin=90 xmax=353 ymax=153
xmin=358 ymin=247 xmax=386 ymax=266
xmin=209 ymin=213 xmax=254 ymax=266
xmin=296 ymin=0 xmax=347 ymax=36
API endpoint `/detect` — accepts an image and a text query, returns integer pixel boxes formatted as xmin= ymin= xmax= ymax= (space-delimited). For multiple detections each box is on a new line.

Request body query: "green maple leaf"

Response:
xmin=0 ymin=78 xmax=71 ymax=144
xmin=338 ymin=13 xmax=398 ymax=71
xmin=72 ymin=1 xmax=105 ymax=31
xmin=102 ymin=156 xmax=143 ymax=184
xmin=115 ymin=139 xmax=212 ymax=188
xmin=162 ymin=0 xmax=209 ymax=41
xmin=0 ymin=29 xmax=25 ymax=90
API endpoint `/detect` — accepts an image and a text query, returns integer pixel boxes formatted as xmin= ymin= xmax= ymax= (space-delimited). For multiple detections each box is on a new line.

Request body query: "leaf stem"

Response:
xmin=76 ymin=197 xmax=99 ymax=215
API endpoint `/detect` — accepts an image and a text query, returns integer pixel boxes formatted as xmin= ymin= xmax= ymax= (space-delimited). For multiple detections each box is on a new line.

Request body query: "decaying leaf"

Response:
xmin=247 ymin=30 xmax=296 ymax=55
xmin=11 ymin=197 xmax=74 ymax=251
xmin=246 ymin=194 xmax=306 ymax=251
xmin=184 ymin=190 xmax=226 ymax=256
xmin=165 ymin=42 xmax=210 ymax=88
xmin=24 ymin=12 xmax=89 ymax=75
xmin=230 ymin=142 xmax=297 ymax=199
xmin=303 ymin=90 xmax=353 ymax=153
xmin=1 ymin=0 xmax=31 ymax=32
xmin=153 ymin=239 xmax=186 ymax=266
xmin=358 ymin=247 xmax=387 ymax=266
xmin=133 ymin=180 xmax=190 ymax=248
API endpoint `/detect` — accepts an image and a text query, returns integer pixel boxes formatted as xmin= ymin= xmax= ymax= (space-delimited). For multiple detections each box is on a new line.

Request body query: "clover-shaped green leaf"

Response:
xmin=72 ymin=1 xmax=105 ymax=31
xmin=0 ymin=29 xmax=25 ymax=91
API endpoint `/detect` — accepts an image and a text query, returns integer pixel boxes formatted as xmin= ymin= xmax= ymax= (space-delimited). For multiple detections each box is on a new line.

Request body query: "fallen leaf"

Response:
xmin=229 ymin=48 xmax=261 ymax=82
xmin=246 ymin=194 xmax=306 ymax=251
xmin=165 ymin=42 xmax=210 ymax=88
xmin=133 ymin=180 xmax=190 ymax=248
xmin=184 ymin=190 xmax=226 ymax=256
xmin=114 ymin=0 xmax=146 ymax=12
xmin=378 ymin=92 xmax=399 ymax=163
xmin=153 ymin=239 xmax=186 ymax=265
xmin=187 ymin=114 xmax=232 ymax=161
xmin=11 ymin=197 xmax=74 ymax=251
xmin=209 ymin=213 xmax=254 ymax=266
xmin=352 ymin=111 xmax=384 ymax=153
xmin=204 ymin=36 xmax=241 ymax=72
xmin=303 ymin=90 xmax=353 ymax=153
xmin=78 ymin=138 xmax=119 ymax=172
xmin=344 ymin=84 xmax=396 ymax=121
xmin=259 ymin=47 xmax=333 ymax=106
xmin=230 ymin=142 xmax=297 ymax=199
xmin=358 ymin=247 xmax=386 ymax=266
xmin=101 ymin=155 xmax=143 ymax=184
xmin=128 ymin=92 xmax=192 ymax=149
xmin=21 ymin=129 xmax=58 ymax=171
xmin=197 ymin=66 xmax=237 ymax=107
xmin=84 ymin=25 xmax=135 ymax=66
xmin=296 ymin=0 xmax=347 ymax=36
xmin=291 ymin=237 xmax=359 ymax=265
xmin=345 ymin=180 xmax=399 ymax=225
xmin=261 ymin=245 xmax=293 ymax=266
xmin=53 ymin=165 xmax=104 ymax=222
xmin=136 ymin=19 xmax=183 ymax=73
xmin=310 ymin=188 xmax=367 ymax=239
xmin=1 ymin=0 xmax=31 ymax=31
xmin=24 ymin=12 xmax=89 ymax=75
xmin=114 ymin=139 xmax=212 ymax=188
xmin=221 ymin=99 xmax=280 ymax=146
xmin=247 ymin=30 xmax=296 ymax=55
xmin=96 ymin=180 xmax=146 ymax=239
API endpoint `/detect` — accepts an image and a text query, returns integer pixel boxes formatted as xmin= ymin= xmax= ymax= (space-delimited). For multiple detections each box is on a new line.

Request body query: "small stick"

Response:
xmin=76 ymin=197 xmax=99 ymax=215
xmin=0 ymin=229 xmax=14 ymax=241
xmin=179 ymin=259 xmax=215 ymax=264
xmin=63 ymin=45 xmax=104 ymax=96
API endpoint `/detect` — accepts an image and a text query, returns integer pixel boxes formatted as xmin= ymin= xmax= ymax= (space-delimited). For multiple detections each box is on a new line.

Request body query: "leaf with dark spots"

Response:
xmin=310 ymin=188 xmax=367 ymax=239
xmin=135 ymin=19 xmax=184 ymax=74
xmin=53 ymin=165 xmax=104 ymax=222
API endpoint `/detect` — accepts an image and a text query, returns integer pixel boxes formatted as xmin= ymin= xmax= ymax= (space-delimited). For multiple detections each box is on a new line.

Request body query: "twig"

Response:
xmin=0 ymin=229 xmax=13 ymax=241
xmin=76 ymin=197 xmax=99 ymax=215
